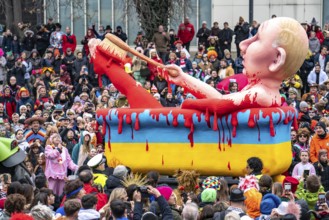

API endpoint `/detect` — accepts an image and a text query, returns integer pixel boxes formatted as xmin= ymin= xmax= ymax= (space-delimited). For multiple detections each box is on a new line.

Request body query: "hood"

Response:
xmin=24 ymin=29 xmax=34 ymax=37
xmin=78 ymin=209 xmax=100 ymax=220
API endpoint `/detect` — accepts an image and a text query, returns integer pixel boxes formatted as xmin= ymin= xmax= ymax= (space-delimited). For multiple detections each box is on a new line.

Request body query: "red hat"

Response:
xmin=157 ymin=186 xmax=173 ymax=201
xmin=174 ymin=40 xmax=183 ymax=45
xmin=283 ymin=176 xmax=299 ymax=193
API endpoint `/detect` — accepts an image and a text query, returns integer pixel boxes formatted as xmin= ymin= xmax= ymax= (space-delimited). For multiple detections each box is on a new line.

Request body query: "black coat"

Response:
xmin=196 ymin=28 xmax=211 ymax=46
xmin=104 ymin=175 xmax=124 ymax=196
xmin=219 ymin=28 xmax=234 ymax=45
xmin=314 ymin=161 xmax=329 ymax=192
xmin=2 ymin=35 xmax=13 ymax=52
xmin=35 ymin=30 xmax=50 ymax=52
xmin=22 ymin=36 xmax=36 ymax=51
xmin=234 ymin=22 xmax=250 ymax=44
xmin=11 ymin=66 xmax=26 ymax=86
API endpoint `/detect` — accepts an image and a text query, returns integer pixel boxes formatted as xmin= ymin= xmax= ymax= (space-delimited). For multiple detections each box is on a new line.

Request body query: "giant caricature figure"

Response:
xmin=88 ymin=17 xmax=308 ymax=177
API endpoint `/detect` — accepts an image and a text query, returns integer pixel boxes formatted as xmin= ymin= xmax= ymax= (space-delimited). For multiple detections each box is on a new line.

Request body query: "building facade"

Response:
xmin=44 ymin=0 xmax=326 ymax=46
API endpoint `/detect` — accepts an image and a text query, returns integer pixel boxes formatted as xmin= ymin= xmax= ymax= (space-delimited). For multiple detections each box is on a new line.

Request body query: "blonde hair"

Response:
xmin=275 ymin=18 xmax=309 ymax=78
xmin=225 ymin=212 xmax=241 ymax=220
xmin=108 ymin=188 xmax=127 ymax=204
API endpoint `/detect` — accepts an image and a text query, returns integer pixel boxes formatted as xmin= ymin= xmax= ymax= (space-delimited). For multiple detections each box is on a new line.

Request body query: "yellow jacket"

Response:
xmin=93 ymin=173 xmax=108 ymax=188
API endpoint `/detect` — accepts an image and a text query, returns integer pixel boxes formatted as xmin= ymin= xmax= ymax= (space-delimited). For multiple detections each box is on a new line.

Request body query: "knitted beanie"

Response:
xmin=157 ymin=186 xmax=173 ymax=201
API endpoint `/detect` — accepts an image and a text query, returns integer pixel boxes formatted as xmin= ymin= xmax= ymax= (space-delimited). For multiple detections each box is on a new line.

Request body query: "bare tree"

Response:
xmin=127 ymin=0 xmax=192 ymax=41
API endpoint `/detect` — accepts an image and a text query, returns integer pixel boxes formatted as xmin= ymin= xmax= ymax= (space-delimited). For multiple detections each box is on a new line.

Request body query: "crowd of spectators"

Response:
xmin=0 ymin=13 xmax=329 ymax=220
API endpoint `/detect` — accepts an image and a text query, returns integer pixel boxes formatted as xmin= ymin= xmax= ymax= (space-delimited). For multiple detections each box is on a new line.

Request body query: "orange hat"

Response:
xmin=19 ymin=87 xmax=29 ymax=97
xmin=207 ymin=50 xmax=218 ymax=59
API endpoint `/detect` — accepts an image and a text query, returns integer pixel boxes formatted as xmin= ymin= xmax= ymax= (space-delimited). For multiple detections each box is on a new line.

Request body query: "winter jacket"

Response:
xmin=309 ymin=37 xmax=321 ymax=54
xmin=234 ymin=22 xmax=250 ymax=44
xmin=35 ymin=30 xmax=50 ymax=52
xmin=177 ymin=22 xmax=195 ymax=44
xmin=49 ymin=31 xmax=64 ymax=49
xmin=196 ymin=27 xmax=211 ymax=46
xmin=314 ymin=161 xmax=329 ymax=192
xmin=0 ymin=95 xmax=16 ymax=119
xmin=2 ymin=35 xmax=13 ymax=52
xmin=11 ymin=66 xmax=26 ymax=86
xmin=176 ymin=57 xmax=192 ymax=73
xmin=295 ymin=180 xmax=325 ymax=210
xmin=72 ymin=58 xmax=88 ymax=77
xmin=218 ymin=28 xmax=234 ymax=46
xmin=147 ymin=196 xmax=174 ymax=220
xmin=0 ymin=56 xmax=6 ymax=82
xmin=62 ymin=34 xmax=77 ymax=54
xmin=62 ymin=54 xmax=76 ymax=74
xmin=307 ymin=69 xmax=328 ymax=85
xmin=16 ymin=97 xmax=34 ymax=112
xmin=310 ymin=133 xmax=329 ymax=163
xmin=22 ymin=35 xmax=36 ymax=51
xmin=152 ymin=32 xmax=170 ymax=53
xmin=292 ymin=162 xmax=316 ymax=180
xmin=104 ymin=175 xmax=125 ymax=196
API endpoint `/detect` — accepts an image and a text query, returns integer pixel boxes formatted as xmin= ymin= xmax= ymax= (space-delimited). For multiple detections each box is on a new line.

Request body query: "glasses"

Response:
xmin=299 ymin=134 xmax=308 ymax=138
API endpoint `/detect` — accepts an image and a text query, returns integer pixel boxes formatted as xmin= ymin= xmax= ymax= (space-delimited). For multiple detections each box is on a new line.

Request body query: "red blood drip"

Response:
xmin=118 ymin=114 xmax=123 ymax=134
xmin=166 ymin=115 xmax=170 ymax=126
xmin=196 ymin=112 xmax=201 ymax=122
xmin=220 ymin=119 xmax=225 ymax=143
xmin=162 ymin=155 xmax=164 ymax=165
xmin=191 ymin=160 xmax=194 ymax=166
xmin=228 ymin=137 xmax=232 ymax=147
xmin=126 ymin=114 xmax=132 ymax=124
xmin=146 ymin=140 xmax=149 ymax=151
xmin=227 ymin=162 xmax=231 ymax=170
xmin=231 ymin=112 xmax=238 ymax=137
xmin=134 ymin=114 xmax=140 ymax=130
xmin=184 ymin=115 xmax=192 ymax=128
xmin=102 ymin=118 xmax=106 ymax=135
xmin=293 ymin=112 xmax=298 ymax=131
xmin=205 ymin=108 xmax=211 ymax=128
xmin=283 ymin=116 xmax=289 ymax=124
xmin=248 ymin=111 xmax=256 ymax=128
xmin=108 ymin=141 xmax=112 ymax=152
xmin=172 ymin=114 xmax=179 ymax=127
xmin=268 ymin=115 xmax=275 ymax=137
xmin=218 ymin=130 xmax=221 ymax=151
xmin=155 ymin=113 xmax=160 ymax=121
xmin=213 ymin=112 xmax=218 ymax=131
xmin=188 ymin=123 xmax=194 ymax=147
xmin=262 ymin=110 xmax=276 ymax=137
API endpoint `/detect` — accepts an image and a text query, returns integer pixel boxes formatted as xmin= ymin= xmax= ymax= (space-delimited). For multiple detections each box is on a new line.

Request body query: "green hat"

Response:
xmin=0 ymin=138 xmax=26 ymax=167
xmin=6 ymin=51 xmax=13 ymax=57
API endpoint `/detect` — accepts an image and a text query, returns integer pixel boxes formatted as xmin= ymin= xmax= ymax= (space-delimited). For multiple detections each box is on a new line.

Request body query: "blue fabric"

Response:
xmin=55 ymin=206 xmax=65 ymax=216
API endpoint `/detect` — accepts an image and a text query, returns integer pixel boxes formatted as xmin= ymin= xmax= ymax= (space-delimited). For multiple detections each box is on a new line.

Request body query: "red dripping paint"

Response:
xmin=162 ymin=155 xmax=164 ymax=165
xmin=118 ymin=113 xmax=123 ymax=134
xmin=126 ymin=114 xmax=132 ymax=124
xmin=134 ymin=114 xmax=140 ymax=130
xmin=102 ymin=118 xmax=106 ymax=135
xmin=188 ymin=123 xmax=194 ymax=147
xmin=248 ymin=111 xmax=256 ymax=128
xmin=205 ymin=108 xmax=211 ymax=128
xmin=228 ymin=137 xmax=232 ymax=147
xmin=146 ymin=140 xmax=149 ymax=151
xmin=218 ymin=128 xmax=221 ymax=151
xmin=184 ymin=114 xmax=192 ymax=128
xmin=172 ymin=114 xmax=179 ymax=127
xmin=108 ymin=141 xmax=112 ymax=152
xmin=191 ymin=160 xmax=193 ymax=166
xmin=220 ymin=118 xmax=225 ymax=143
xmin=196 ymin=112 xmax=201 ymax=122
xmin=227 ymin=161 xmax=231 ymax=170
xmin=166 ymin=115 xmax=170 ymax=126
xmin=231 ymin=112 xmax=238 ymax=137
xmin=213 ymin=112 xmax=218 ymax=131
xmin=283 ymin=116 xmax=289 ymax=124
xmin=293 ymin=112 xmax=298 ymax=131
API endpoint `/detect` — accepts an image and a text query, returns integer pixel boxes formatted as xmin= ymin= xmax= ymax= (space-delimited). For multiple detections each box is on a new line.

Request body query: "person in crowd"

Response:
xmin=196 ymin=21 xmax=211 ymax=47
xmin=152 ymin=25 xmax=170 ymax=63
xmin=114 ymin=26 xmax=127 ymax=42
xmin=314 ymin=149 xmax=329 ymax=192
xmin=104 ymin=165 xmax=128 ymax=196
xmin=45 ymin=133 xmax=78 ymax=196
xmin=2 ymin=29 xmax=13 ymax=53
xmin=250 ymin=20 xmax=260 ymax=36
xmin=177 ymin=17 xmax=195 ymax=52
xmin=62 ymin=27 xmax=77 ymax=56
xmin=49 ymin=23 xmax=64 ymax=54
xmin=310 ymin=121 xmax=329 ymax=163
xmin=234 ymin=17 xmax=250 ymax=57
xmin=246 ymin=157 xmax=263 ymax=178
xmin=314 ymin=45 xmax=329 ymax=71
xmin=309 ymin=31 xmax=321 ymax=55
xmin=211 ymin=21 xmax=221 ymax=37
xmin=292 ymin=150 xmax=316 ymax=180
xmin=35 ymin=24 xmax=50 ymax=56
xmin=81 ymin=29 xmax=95 ymax=57
xmin=307 ymin=63 xmax=328 ymax=86
xmin=72 ymin=131 xmax=94 ymax=167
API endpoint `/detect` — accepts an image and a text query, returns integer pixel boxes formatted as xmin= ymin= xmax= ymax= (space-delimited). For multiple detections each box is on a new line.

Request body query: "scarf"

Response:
xmin=319 ymin=131 xmax=327 ymax=139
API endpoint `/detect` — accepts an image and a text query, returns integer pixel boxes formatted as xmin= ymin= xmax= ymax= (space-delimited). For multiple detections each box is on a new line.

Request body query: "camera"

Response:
xmin=137 ymin=186 xmax=149 ymax=198
xmin=303 ymin=169 xmax=310 ymax=179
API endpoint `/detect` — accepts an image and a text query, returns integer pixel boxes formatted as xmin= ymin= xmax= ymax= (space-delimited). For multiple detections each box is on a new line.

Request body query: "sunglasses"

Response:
xmin=299 ymin=134 xmax=308 ymax=138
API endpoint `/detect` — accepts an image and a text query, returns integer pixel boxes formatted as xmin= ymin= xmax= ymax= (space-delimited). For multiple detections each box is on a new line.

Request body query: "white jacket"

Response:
xmin=78 ymin=209 xmax=100 ymax=220
xmin=307 ymin=69 xmax=328 ymax=85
